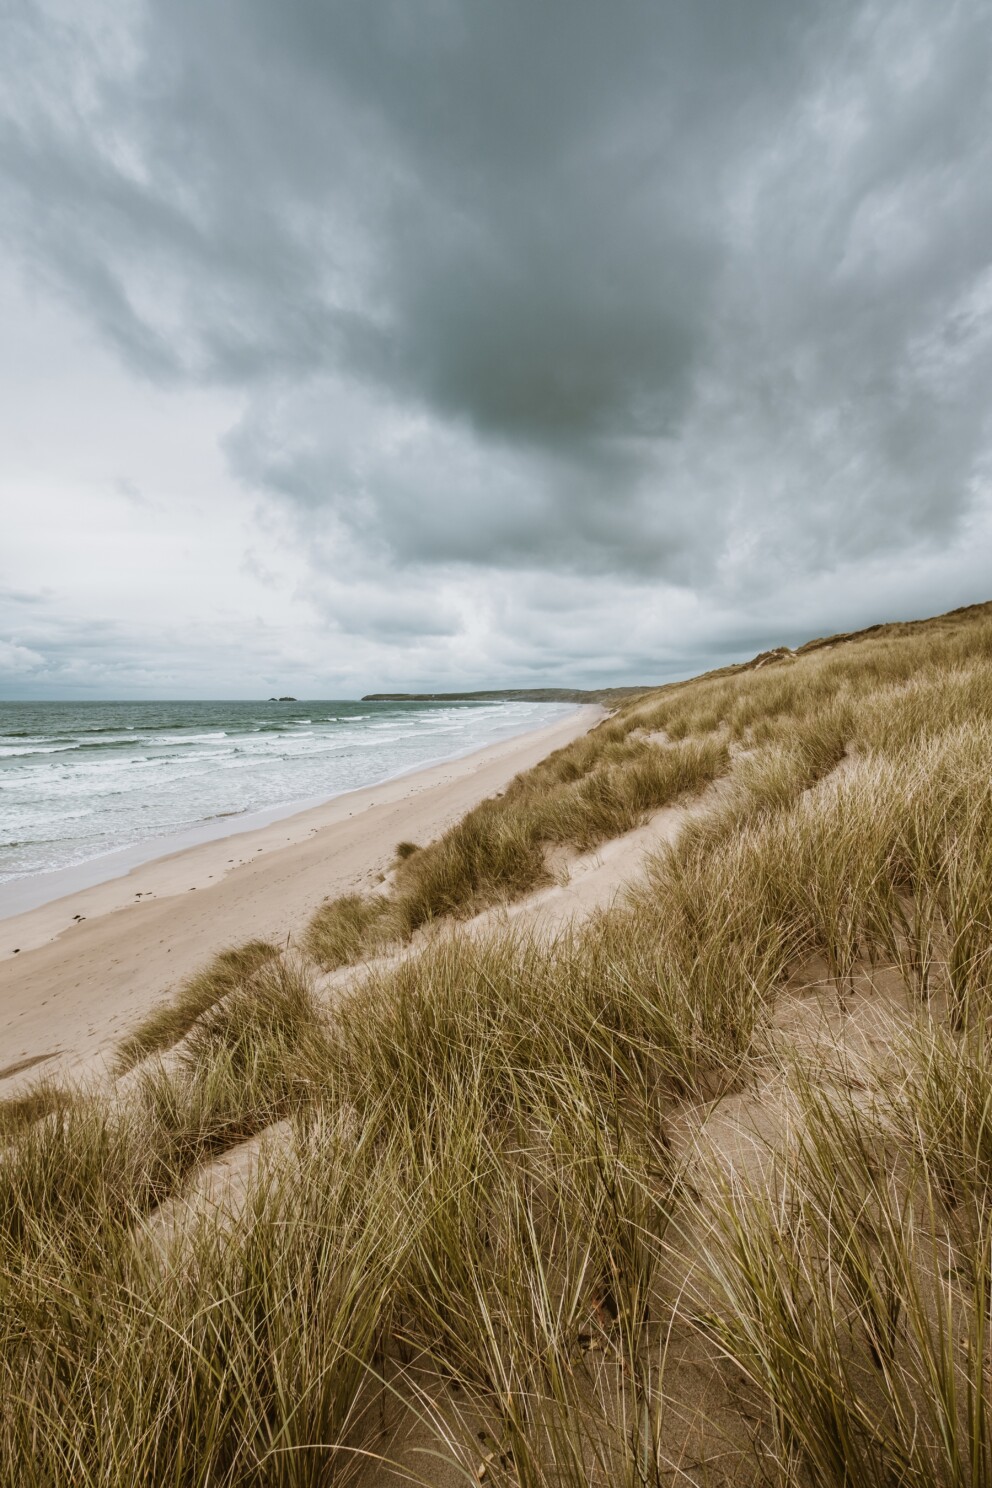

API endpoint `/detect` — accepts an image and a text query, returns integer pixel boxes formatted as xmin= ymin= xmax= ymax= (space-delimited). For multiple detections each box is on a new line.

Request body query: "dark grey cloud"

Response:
xmin=1 ymin=0 xmax=991 ymax=695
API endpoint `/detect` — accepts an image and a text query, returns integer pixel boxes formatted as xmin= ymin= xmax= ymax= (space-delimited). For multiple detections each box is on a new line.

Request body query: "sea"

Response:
xmin=0 ymin=698 xmax=575 ymax=912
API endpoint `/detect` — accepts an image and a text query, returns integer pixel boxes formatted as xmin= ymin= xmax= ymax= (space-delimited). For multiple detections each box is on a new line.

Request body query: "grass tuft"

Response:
xmin=303 ymin=892 xmax=393 ymax=970
xmin=114 ymin=939 xmax=279 ymax=1072
xmin=0 ymin=1080 xmax=74 ymax=1142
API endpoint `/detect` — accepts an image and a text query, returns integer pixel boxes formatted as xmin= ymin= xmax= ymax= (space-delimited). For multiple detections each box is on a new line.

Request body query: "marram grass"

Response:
xmin=3 ymin=601 xmax=992 ymax=1483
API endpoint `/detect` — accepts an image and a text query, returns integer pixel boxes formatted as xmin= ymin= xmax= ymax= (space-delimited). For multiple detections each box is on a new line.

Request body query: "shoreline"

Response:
xmin=0 ymin=706 xmax=601 ymax=1089
xmin=0 ymin=706 xmax=580 ymax=920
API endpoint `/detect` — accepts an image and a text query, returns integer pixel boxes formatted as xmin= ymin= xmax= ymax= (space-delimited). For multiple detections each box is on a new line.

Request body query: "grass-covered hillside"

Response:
xmin=2 ymin=600 xmax=992 ymax=1485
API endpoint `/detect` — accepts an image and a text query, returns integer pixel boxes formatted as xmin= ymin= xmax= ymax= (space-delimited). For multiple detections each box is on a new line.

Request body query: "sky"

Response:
xmin=1 ymin=0 xmax=991 ymax=699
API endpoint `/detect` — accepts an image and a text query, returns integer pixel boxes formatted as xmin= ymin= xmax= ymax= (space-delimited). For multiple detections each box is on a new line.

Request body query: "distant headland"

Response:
xmin=361 ymin=687 xmax=643 ymax=704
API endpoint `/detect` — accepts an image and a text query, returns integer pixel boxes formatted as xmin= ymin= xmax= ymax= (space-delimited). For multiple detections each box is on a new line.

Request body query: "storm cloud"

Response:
xmin=1 ymin=0 xmax=991 ymax=695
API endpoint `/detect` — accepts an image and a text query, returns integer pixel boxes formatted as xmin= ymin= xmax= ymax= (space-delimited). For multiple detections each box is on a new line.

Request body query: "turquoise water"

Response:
xmin=0 ymin=698 xmax=573 ymax=895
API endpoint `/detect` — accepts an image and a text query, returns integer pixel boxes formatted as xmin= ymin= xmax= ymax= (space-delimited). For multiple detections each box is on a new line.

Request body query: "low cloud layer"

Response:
xmin=2 ymin=0 xmax=991 ymax=696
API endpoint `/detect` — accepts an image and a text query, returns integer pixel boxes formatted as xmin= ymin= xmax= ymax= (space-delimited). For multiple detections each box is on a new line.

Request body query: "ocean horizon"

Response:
xmin=0 ymin=697 xmax=575 ymax=904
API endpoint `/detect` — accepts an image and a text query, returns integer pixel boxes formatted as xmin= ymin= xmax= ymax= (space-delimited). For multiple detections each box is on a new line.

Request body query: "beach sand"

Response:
xmin=0 ymin=706 xmax=601 ymax=1091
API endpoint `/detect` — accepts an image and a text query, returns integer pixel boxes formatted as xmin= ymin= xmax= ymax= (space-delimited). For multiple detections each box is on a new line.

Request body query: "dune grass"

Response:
xmin=303 ymin=892 xmax=394 ymax=972
xmin=695 ymin=1048 xmax=992 ymax=1486
xmin=2 ymin=961 xmax=328 ymax=1258
xmin=114 ymin=939 xmax=280 ymax=1072
xmin=3 ymin=601 xmax=992 ymax=1482
xmin=0 ymin=1079 xmax=73 ymax=1142
xmin=307 ymin=602 xmax=992 ymax=972
xmin=305 ymin=728 xmax=731 ymax=968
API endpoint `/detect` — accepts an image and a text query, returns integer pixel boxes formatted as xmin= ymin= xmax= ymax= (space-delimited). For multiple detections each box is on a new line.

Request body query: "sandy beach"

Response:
xmin=0 ymin=706 xmax=601 ymax=1090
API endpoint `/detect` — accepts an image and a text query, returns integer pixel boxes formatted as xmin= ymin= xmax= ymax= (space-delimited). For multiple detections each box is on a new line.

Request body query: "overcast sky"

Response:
xmin=2 ymin=0 xmax=990 ymax=699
